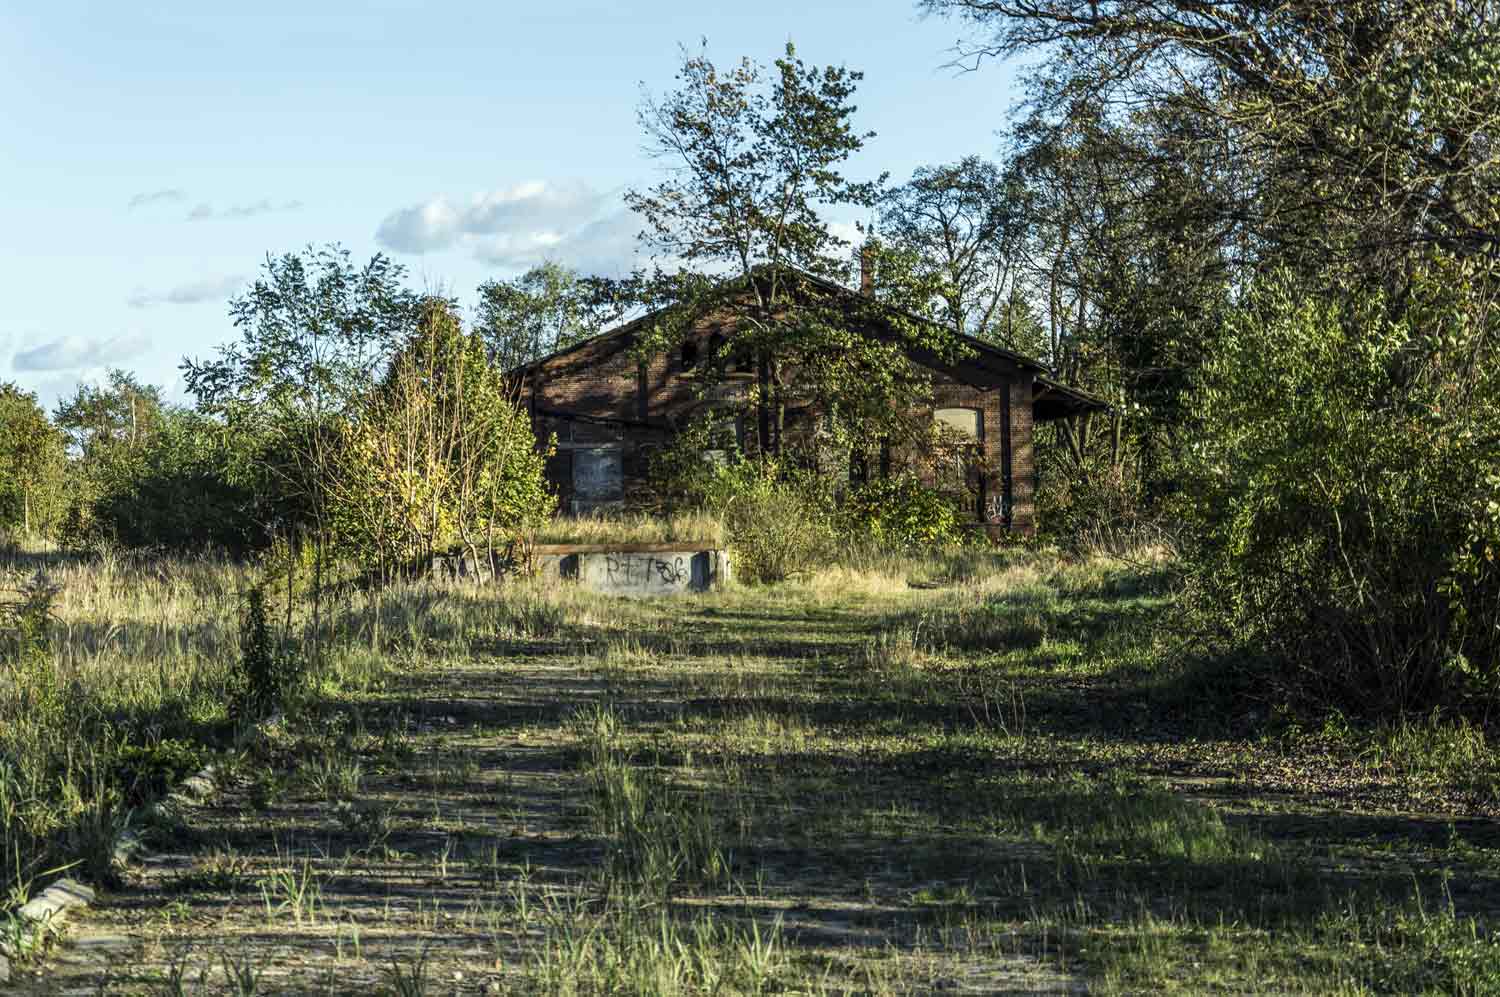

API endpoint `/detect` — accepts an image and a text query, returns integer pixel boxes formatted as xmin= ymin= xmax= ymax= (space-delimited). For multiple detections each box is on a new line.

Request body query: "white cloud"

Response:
xmin=127 ymin=274 xmax=246 ymax=309
xmin=375 ymin=180 xmax=625 ymax=260
xmin=13 ymin=334 xmax=152 ymax=373
xmin=187 ymin=199 xmax=303 ymax=222
xmin=128 ymin=188 xmax=187 ymax=209
xmin=472 ymin=208 xmax=641 ymax=276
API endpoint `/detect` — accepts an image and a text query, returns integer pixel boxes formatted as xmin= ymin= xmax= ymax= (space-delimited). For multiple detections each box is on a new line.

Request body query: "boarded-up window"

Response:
xmin=935 ymin=407 xmax=982 ymax=440
xmin=573 ymin=446 xmax=623 ymax=512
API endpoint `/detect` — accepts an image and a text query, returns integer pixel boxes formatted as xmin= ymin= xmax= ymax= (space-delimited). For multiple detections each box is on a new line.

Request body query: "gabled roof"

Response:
xmin=507 ymin=265 xmax=1109 ymax=421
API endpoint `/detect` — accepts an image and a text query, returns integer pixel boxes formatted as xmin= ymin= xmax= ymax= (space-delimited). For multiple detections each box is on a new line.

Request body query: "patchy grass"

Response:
xmin=6 ymin=539 xmax=1500 ymax=994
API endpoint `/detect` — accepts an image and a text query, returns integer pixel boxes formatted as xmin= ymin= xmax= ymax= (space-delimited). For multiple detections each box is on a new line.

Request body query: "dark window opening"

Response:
xmin=681 ymin=340 xmax=699 ymax=370
xmin=850 ymin=450 xmax=869 ymax=485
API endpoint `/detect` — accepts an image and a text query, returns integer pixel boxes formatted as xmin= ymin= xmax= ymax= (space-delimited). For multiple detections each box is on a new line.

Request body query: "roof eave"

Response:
xmin=1032 ymin=376 xmax=1111 ymax=422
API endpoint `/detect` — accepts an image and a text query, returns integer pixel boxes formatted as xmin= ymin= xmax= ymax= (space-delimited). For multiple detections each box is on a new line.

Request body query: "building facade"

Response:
xmin=510 ymin=271 xmax=1104 ymax=536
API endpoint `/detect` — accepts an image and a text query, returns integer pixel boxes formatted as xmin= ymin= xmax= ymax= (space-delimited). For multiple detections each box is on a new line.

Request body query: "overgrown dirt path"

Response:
xmin=22 ymin=584 xmax=1082 ymax=995
xmin=22 ymin=559 xmax=1500 ymax=994
xmin=27 ymin=654 xmax=611 ymax=994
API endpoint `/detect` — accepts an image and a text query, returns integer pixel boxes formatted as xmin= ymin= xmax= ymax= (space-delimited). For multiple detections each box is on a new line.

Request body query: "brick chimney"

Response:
xmin=859 ymin=242 xmax=875 ymax=296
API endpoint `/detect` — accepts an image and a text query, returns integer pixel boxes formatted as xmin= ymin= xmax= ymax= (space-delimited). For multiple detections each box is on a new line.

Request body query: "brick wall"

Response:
xmin=527 ymin=334 xmax=641 ymax=419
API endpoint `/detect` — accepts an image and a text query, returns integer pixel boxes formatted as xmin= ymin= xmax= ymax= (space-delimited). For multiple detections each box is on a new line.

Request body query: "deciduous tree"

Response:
xmin=475 ymin=262 xmax=609 ymax=370
xmin=875 ymin=157 xmax=1034 ymax=348
xmin=627 ymin=43 xmax=937 ymax=459
xmin=920 ymin=0 xmax=1500 ymax=281
xmin=0 ymin=383 xmax=64 ymax=536
xmin=183 ymin=245 xmax=421 ymax=647
xmin=329 ymin=300 xmax=552 ymax=579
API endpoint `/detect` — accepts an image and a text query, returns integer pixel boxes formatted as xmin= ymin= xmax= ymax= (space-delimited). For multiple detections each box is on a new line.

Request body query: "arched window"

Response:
xmin=680 ymin=340 xmax=699 ymax=370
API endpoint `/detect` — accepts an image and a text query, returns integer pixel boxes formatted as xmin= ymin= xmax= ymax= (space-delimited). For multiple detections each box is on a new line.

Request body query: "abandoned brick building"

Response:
xmin=508 ymin=268 xmax=1105 ymax=536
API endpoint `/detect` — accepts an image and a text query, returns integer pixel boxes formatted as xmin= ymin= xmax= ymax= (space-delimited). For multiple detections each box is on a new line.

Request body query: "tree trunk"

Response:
xmin=757 ymin=352 xmax=772 ymax=457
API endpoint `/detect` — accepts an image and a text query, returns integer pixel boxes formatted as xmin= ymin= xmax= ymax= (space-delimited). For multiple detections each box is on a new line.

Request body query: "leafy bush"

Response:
xmin=648 ymin=420 xmax=835 ymax=583
xmin=328 ymin=301 xmax=555 ymax=577
xmin=711 ymin=460 xmax=835 ymax=584
xmin=1182 ymin=260 xmax=1500 ymax=716
xmin=1035 ymin=454 xmax=1146 ymax=548
xmin=839 ymin=472 xmax=969 ymax=547
xmin=110 ymin=739 xmax=206 ymax=807
xmin=90 ymin=410 xmax=263 ymax=555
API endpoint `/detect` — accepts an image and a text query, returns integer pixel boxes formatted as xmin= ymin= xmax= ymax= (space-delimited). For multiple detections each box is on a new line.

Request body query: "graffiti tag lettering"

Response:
xmin=653 ymin=557 xmax=686 ymax=585
xmin=603 ymin=554 xmax=691 ymax=591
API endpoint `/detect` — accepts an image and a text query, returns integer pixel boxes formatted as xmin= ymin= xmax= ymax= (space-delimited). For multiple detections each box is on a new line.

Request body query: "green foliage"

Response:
xmin=626 ymin=43 xmax=941 ymax=459
xmin=654 ymin=440 xmax=834 ymax=583
xmin=475 ymin=262 xmax=614 ymax=370
xmin=655 ymin=418 xmax=972 ymax=569
xmin=712 ymin=460 xmax=835 ymax=584
xmin=49 ymin=372 xmax=158 ymax=545
xmin=628 ymin=42 xmax=880 ymax=282
xmin=925 ymin=0 xmax=1500 ymax=276
xmin=0 ymin=383 xmax=66 ymax=538
xmin=875 ymin=156 xmax=1038 ymax=350
xmin=1182 ymin=261 xmax=1500 ymax=715
xmin=840 ymin=473 xmax=969 ymax=548
xmin=89 ymin=409 xmax=263 ymax=555
xmin=234 ymin=585 xmax=297 ymax=719
xmin=645 ymin=416 xmax=743 ymax=509
xmin=185 ymin=246 xmax=419 ymax=425
xmin=1034 ymin=454 xmax=1144 ymax=547
xmin=183 ymin=245 xmax=423 ymax=562
xmin=110 ymin=739 xmax=205 ymax=807
xmin=52 ymin=368 xmax=163 ymax=463
xmin=0 ymin=572 xmax=59 ymax=671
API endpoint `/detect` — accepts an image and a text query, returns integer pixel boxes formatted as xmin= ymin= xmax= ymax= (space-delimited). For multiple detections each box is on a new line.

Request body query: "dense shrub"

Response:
xmin=709 ymin=459 xmax=835 ymax=583
xmin=652 ymin=433 xmax=834 ymax=583
xmin=90 ymin=410 xmax=264 ymax=555
xmin=1182 ymin=261 xmax=1500 ymax=716
xmin=0 ymin=382 xmax=66 ymax=539
xmin=0 ymin=572 xmax=59 ymax=670
xmin=1035 ymin=455 xmax=1144 ymax=546
xmin=839 ymin=472 xmax=969 ymax=547
xmin=328 ymin=302 xmax=555 ymax=577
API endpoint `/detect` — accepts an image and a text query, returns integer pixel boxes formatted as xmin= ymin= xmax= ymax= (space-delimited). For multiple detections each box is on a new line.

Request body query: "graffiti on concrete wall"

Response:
xmin=600 ymin=551 xmax=687 ymax=590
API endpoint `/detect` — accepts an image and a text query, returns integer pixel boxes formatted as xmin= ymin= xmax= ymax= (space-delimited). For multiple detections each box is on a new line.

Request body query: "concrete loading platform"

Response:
xmin=432 ymin=543 xmax=731 ymax=597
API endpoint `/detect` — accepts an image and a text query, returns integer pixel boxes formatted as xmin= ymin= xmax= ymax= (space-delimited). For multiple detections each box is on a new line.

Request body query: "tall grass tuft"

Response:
xmin=573 ymin=704 xmax=736 ymax=895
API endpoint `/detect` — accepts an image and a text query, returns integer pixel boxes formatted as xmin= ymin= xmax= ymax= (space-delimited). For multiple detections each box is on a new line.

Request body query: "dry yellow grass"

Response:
xmin=530 ymin=508 xmax=728 ymax=547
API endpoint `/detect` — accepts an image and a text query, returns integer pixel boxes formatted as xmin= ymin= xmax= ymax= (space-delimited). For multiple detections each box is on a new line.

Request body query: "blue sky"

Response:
xmin=0 ymin=1 xmax=1022 ymax=410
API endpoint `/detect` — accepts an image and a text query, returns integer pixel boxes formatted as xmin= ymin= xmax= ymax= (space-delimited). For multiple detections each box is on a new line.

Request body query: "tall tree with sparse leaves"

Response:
xmin=627 ymin=43 xmax=937 ymax=458
xmin=875 ymin=157 xmax=1036 ymax=349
